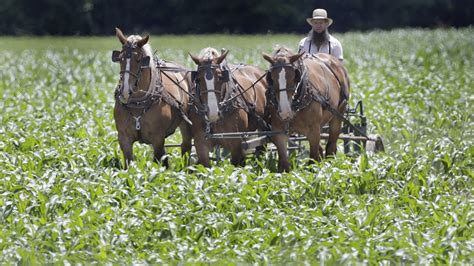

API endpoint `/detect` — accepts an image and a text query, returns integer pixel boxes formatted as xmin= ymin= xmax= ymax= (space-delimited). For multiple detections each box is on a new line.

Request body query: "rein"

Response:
xmin=153 ymin=55 xmax=195 ymax=102
xmin=219 ymin=72 xmax=266 ymax=107
xmin=157 ymin=63 xmax=194 ymax=100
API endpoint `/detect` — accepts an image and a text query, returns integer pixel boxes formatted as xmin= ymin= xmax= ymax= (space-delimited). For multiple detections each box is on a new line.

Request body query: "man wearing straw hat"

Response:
xmin=298 ymin=8 xmax=343 ymax=61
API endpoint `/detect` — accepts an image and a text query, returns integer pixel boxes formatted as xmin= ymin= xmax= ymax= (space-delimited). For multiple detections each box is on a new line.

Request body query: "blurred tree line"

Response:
xmin=0 ymin=0 xmax=472 ymax=35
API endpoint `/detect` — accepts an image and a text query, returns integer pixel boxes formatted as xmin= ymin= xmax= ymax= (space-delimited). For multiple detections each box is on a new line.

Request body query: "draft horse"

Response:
xmin=263 ymin=47 xmax=350 ymax=172
xmin=188 ymin=48 xmax=268 ymax=166
xmin=112 ymin=28 xmax=192 ymax=168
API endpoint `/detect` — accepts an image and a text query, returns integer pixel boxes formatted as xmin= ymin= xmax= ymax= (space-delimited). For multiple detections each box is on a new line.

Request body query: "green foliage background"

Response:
xmin=0 ymin=0 xmax=472 ymax=35
xmin=0 ymin=28 xmax=472 ymax=263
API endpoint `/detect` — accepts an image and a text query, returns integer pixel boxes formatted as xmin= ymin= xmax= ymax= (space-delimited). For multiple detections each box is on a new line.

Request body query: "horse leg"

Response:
xmin=152 ymin=138 xmax=168 ymax=167
xmin=254 ymin=145 xmax=266 ymax=158
xmin=326 ymin=102 xmax=346 ymax=157
xmin=307 ymin=126 xmax=322 ymax=162
xmin=249 ymin=112 xmax=267 ymax=157
xmin=179 ymin=122 xmax=193 ymax=156
xmin=272 ymin=134 xmax=290 ymax=172
xmin=118 ymin=133 xmax=134 ymax=169
xmin=230 ymin=141 xmax=245 ymax=166
xmin=195 ymin=137 xmax=211 ymax=167
xmin=325 ymin=120 xmax=341 ymax=157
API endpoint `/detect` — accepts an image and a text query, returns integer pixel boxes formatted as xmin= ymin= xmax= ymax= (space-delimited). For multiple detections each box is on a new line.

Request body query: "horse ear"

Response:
xmin=137 ymin=35 xmax=149 ymax=47
xmin=289 ymin=52 xmax=304 ymax=64
xmin=189 ymin=52 xmax=201 ymax=65
xmin=221 ymin=49 xmax=229 ymax=57
xmin=115 ymin=27 xmax=127 ymax=45
xmin=262 ymin=53 xmax=275 ymax=64
xmin=216 ymin=49 xmax=229 ymax=64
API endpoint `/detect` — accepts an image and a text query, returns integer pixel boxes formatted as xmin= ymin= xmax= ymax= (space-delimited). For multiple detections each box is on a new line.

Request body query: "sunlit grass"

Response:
xmin=0 ymin=28 xmax=472 ymax=264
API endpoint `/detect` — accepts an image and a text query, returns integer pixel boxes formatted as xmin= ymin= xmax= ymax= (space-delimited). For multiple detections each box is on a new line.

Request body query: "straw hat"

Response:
xmin=306 ymin=9 xmax=333 ymax=26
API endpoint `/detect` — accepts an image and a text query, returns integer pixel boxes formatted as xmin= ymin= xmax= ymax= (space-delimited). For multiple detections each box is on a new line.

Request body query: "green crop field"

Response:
xmin=0 ymin=28 xmax=472 ymax=264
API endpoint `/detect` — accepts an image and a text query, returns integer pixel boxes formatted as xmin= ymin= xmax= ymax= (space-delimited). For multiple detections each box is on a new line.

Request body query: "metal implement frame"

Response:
xmin=164 ymin=100 xmax=384 ymax=157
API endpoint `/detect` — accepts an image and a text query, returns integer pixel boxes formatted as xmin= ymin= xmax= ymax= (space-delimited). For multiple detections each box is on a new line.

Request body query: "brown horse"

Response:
xmin=263 ymin=47 xmax=350 ymax=172
xmin=112 ymin=28 xmax=192 ymax=168
xmin=188 ymin=48 xmax=268 ymax=166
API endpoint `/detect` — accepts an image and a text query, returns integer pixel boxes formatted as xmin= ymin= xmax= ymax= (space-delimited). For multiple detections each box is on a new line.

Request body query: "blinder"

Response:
xmin=294 ymin=69 xmax=301 ymax=83
xmin=191 ymin=71 xmax=197 ymax=82
xmin=114 ymin=43 xmax=151 ymax=97
xmin=265 ymin=71 xmax=273 ymax=86
xmin=140 ymin=56 xmax=150 ymax=68
xmin=266 ymin=64 xmax=301 ymax=86
xmin=220 ymin=70 xmax=230 ymax=82
xmin=112 ymin=50 xmax=150 ymax=68
xmin=192 ymin=66 xmax=230 ymax=82
xmin=112 ymin=50 xmax=121 ymax=62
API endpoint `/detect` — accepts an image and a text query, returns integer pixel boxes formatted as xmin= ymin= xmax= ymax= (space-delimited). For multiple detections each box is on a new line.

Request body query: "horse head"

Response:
xmin=189 ymin=48 xmax=230 ymax=123
xmin=263 ymin=47 xmax=304 ymax=121
xmin=112 ymin=28 xmax=154 ymax=104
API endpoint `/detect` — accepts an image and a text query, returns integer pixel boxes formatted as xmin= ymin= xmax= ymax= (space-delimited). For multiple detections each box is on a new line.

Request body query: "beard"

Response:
xmin=310 ymin=29 xmax=330 ymax=48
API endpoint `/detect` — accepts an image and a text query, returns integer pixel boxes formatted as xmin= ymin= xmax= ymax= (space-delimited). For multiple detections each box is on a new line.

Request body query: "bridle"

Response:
xmin=266 ymin=62 xmax=303 ymax=110
xmin=191 ymin=63 xmax=230 ymax=97
xmin=112 ymin=43 xmax=151 ymax=96
xmin=266 ymin=62 xmax=301 ymax=93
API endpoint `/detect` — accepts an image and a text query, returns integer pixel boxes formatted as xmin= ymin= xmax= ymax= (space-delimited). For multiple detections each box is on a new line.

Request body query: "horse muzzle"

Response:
xmin=277 ymin=110 xmax=295 ymax=122
xmin=119 ymin=94 xmax=129 ymax=104
xmin=207 ymin=112 xmax=220 ymax=123
xmin=117 ymin=84 xmax=132 ymax=104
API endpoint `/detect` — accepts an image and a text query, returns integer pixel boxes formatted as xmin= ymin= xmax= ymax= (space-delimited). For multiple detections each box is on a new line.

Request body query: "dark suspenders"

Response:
xmin=307 ymin=39 xmax=332 ymax=55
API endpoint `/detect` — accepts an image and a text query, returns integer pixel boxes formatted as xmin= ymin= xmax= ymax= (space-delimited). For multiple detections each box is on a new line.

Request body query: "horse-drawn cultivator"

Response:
xmin=185 ymin=99 xmax=385 ymax=160
xmin=112 ymin=28 xmax=384 ymax=170
xmin=163 ymin=98 xmax=385 ymax=161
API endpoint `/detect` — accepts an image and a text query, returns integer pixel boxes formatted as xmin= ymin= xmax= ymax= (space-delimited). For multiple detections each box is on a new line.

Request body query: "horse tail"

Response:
xmin=338 ymin=65 xmax=350 ymax=101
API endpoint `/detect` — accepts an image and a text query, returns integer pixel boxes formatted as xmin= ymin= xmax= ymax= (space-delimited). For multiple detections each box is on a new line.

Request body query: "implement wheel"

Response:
xmin=365 ymin=134 xmax=385 ymax=153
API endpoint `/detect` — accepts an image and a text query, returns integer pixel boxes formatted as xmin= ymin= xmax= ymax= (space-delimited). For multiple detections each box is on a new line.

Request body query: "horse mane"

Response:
xmin=273 ymin=46 xmax=294 ymax=57
xmin=127 ymin=35 xmax=154 ymax=68
xmin=199 ymin=47 xmax=220 ymax=60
